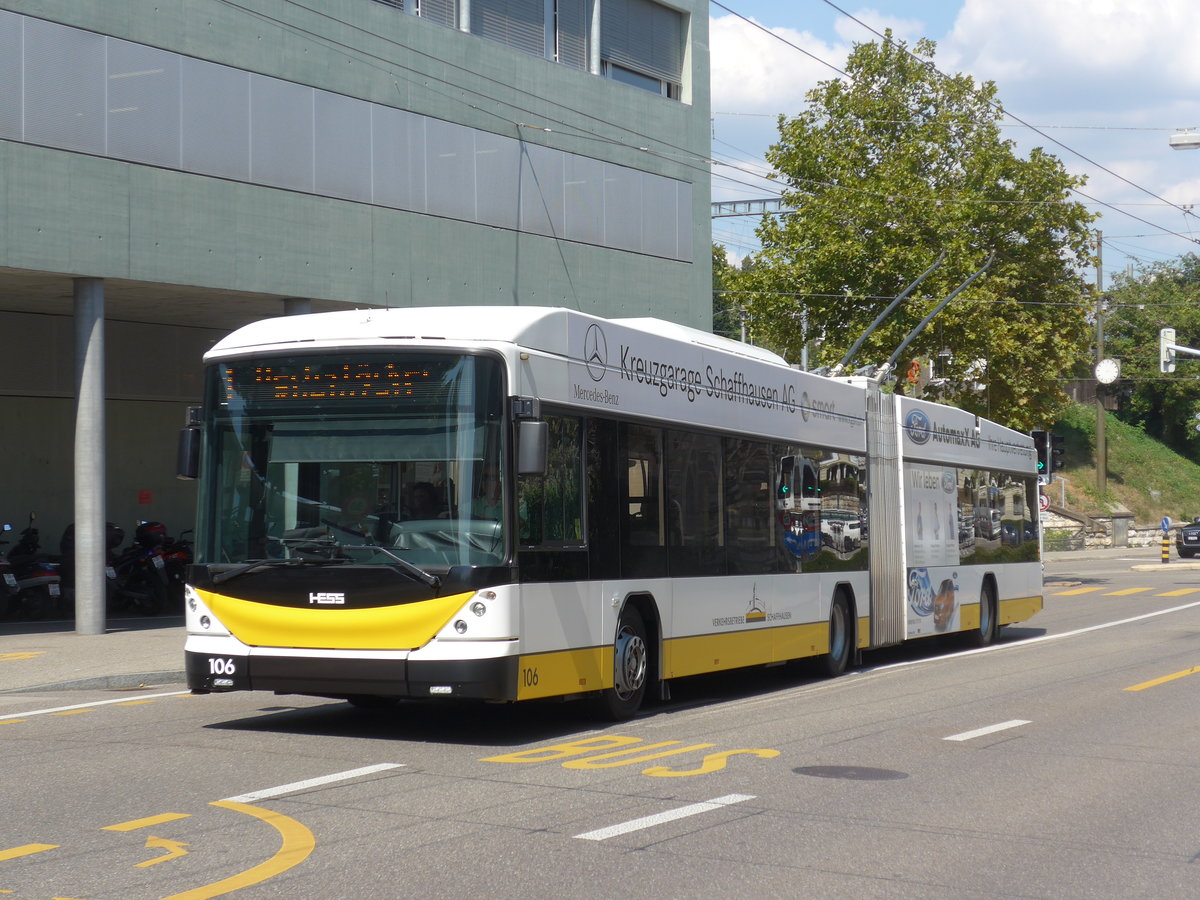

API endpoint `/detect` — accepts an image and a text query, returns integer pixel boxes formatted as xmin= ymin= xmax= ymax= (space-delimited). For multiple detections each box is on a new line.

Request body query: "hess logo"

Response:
xmin=308 ymin=592 xmax=346 ymax=605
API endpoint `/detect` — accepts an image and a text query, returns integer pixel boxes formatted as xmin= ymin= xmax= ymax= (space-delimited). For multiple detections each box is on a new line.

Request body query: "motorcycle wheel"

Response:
xmin=19 ymin=585 xmax=54 ymax=620
xmin=118 ymin=568 xmax=167 ymax=616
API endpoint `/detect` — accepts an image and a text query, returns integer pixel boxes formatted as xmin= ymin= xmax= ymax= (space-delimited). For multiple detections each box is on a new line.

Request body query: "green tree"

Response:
xmin=1103 ymin=254 xmax=1200 ymax=460
xmin=711 ymin=243 xmax=741 ymax=339
xmin=729 ymin=35 xmax=1096 ymax=430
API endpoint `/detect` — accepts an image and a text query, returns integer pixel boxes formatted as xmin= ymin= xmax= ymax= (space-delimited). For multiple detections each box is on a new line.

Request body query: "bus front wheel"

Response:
xmin=598 ymin=606 xmax=648 ymax=720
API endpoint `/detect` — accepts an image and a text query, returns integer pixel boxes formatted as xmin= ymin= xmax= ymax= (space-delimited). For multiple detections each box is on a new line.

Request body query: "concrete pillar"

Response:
xmin=73 ymin=278 xmax=106 ymax=635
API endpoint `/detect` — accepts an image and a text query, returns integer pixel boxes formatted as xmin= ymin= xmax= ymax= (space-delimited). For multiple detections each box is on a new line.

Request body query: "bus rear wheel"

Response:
xmin=598 ymin=606 xmax=648 ymax=720
xmin=820 ymin=593 xmax=852 ymax=677
xmin=969 ymin=583 xmax=998 ymax=647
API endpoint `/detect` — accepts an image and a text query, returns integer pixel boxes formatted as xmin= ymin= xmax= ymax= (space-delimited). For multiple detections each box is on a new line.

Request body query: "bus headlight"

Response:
xmin=470 ymin=601 xmax=487 ymax=617
xmin=454 ymin=619 xmax=468 ymax=634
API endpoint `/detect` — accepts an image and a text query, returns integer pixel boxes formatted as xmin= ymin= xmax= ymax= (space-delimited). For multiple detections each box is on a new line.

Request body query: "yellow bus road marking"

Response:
xmin=103 ymin=813 xmax=191 ymax=832
xmin=484 ymin=735 xmax=780 ymax=777
xmin=160 ymin=801 xmax=314 ymax=900
xmin=574 ymin=794 xmax=756 ymax=841
xmin=0 ymin=690 xmax=188 ymax=723
xmin=1125 ymin=666 xmax=1200 ymax=692
xmin=136 ymin=836 xmax=190 ymax=868
xmin=0 ymin=719 xmax=25 ymax=726
xmin=0 ymin=844 xmax=58 ymax=861
xmin=1106 ymin=587 xmax=1150 ymax=596
xmin=1054 ymin=586 xmax=1104 ymax=595
xmin=116 ymin=699 xmax=159 ymax=707
xmin=1158 ymin=588 xmax=1200 ymax=597
xmin=50 ymin=709 xmax=91 ymax=717
xmin=0 ymin=651 xmax=46 ymax=661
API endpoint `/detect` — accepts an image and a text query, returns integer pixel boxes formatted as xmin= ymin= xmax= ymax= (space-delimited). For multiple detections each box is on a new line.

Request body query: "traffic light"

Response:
xmin=1049 ymin=433 xmax=1065 ymax=478
xmin=1161 ymin=327 xmax=1176 ymax=374
xmin=1031 ymin=430 xmax=1048 ymax=478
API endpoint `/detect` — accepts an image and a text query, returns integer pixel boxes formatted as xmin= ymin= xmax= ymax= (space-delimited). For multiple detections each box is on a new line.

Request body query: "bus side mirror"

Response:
xmin=517 ymin=421 xmax=548 ymax=476
xmin=177 ymin=428 xmax=200 ymax=480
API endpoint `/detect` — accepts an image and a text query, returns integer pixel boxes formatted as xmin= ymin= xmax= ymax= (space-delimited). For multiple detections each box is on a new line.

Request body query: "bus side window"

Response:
xmin=621 ymin=424 xmax=666 ymax=578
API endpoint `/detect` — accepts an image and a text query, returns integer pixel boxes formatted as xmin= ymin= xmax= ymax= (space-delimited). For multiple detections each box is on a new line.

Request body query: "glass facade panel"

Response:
xmin=0 ymin=11 xmax=692 ymax=262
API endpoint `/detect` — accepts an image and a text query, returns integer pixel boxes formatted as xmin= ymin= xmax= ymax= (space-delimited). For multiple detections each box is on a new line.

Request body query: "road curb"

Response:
xmin=4 ymin=670 xmax=187 ymax=694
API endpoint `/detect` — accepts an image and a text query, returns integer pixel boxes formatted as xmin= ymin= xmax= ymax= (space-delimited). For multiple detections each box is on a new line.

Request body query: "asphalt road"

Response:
xmin=3 ymin=557 xmax=1198 ymax=899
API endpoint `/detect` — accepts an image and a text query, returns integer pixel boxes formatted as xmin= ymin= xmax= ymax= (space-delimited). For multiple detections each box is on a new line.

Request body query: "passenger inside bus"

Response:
xmin=473 ymin=467 xmax=502 ymax=520
xmin=405 ymin=481 xmax=444 ymax=520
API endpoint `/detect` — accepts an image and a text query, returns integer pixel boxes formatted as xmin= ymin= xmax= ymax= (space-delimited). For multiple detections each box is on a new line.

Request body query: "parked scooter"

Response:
xmin=58 ymin=521 xmax=125 ymax=614
xmin=0 ymin=524 xmax=21 ymax=617
xmin=5 ymin=513 xmax=62 ymax=619
xmin=111 ymin=521 xmax=170 ymax=615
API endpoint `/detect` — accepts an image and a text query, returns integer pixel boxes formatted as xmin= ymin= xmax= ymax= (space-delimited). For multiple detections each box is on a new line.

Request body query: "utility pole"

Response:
xmin=1095 ymin=230 xmax=1106 ymax=498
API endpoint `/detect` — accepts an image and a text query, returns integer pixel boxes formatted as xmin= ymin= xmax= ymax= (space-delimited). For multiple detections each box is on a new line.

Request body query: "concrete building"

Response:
xmin=0 ymin=0 xmax=712 ymax=626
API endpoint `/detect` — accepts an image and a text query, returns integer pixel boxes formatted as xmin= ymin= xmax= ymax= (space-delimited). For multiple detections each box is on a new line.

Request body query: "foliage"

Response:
xmin=1101 ymin=253 xmax=1200 ymax=460
xmin=711 ymin=244 xmax=741 ymax=339
xmin=1053 ymin=403 xmax=1200 ymax=523
xmin=728 ymin=34 xmax=1097 ymax=431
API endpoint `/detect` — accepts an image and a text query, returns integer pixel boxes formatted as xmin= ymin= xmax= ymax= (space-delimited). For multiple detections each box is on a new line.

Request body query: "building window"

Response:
xmin=471 ymin=0 xmax=545 ymax=57
xmin=600 ymin=0 xmax=684 ymax=98
xmin=555 ymin=0 xmax=588 ymax=70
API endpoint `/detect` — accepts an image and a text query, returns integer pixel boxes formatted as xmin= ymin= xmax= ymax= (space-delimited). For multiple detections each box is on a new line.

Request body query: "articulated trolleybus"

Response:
xmin=182 ymin=307 xmax=1042 ymax=718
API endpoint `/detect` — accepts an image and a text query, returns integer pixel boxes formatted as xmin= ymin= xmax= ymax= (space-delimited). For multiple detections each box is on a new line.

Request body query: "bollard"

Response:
xmin=1163 ymin=531 xmax=1170 ymax=564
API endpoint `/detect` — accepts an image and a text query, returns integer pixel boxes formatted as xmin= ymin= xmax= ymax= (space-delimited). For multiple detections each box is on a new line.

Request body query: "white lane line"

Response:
xmin=944 ymin=719 xmax=1031 ymax=742
xmin=869 ymin=598 xmax=1200 ymax=674
xmin=223 ymin=763 xmax=406 ymax=803
xmin=574 ymin=793 xmax=755 ymax=841
xmin=0 ymin=689 xmax=189 ymax=721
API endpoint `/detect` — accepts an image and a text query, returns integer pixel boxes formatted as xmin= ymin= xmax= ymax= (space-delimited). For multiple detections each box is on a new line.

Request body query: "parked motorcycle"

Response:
xmin=159 ymin=529 xmax=193 ymax=612
xmin=5 ymin=513 xmax=62 ymax=619
xmin=111 ymin=521 xmax=170 ymax=615
xmin=58 ymin=521 xmax=125 ymax=614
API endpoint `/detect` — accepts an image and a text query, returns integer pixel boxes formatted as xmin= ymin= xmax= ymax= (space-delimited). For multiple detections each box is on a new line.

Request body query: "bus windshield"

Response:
xmin=196 ymin=351 xmax=507 ymax=569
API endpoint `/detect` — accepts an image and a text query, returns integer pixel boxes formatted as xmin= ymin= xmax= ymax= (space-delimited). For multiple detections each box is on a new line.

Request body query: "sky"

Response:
xmin=708 ymin=0 xmax=1200 ymax=289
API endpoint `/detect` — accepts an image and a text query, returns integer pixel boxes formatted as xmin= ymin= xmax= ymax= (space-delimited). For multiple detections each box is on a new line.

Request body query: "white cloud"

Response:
xmin=709 ymin=14 xmax=847 ymax=115
xmin=943 ymin=0 xmax=1200 ymax=103
xmin=832 ymin=8 xmax=924 ymax=45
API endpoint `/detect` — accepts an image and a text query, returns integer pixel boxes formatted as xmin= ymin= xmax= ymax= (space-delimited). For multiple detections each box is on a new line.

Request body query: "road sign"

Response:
xmin=1039 ymin=493 xmax=1050 ymax=512
xmin=1162 ymin=516 xmax=1171 ymax=532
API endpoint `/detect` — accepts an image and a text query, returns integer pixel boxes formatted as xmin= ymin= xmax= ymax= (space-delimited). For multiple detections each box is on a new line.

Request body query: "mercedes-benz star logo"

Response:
xmin=584 ymin=323 xmax=608 ymax=382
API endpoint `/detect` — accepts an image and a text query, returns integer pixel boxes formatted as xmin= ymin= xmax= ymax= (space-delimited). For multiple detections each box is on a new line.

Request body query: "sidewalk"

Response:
xmin=1 ymin=545 xmax=1196 ymax=694
xmin=0 ymin=616 xmax=186 ymax=694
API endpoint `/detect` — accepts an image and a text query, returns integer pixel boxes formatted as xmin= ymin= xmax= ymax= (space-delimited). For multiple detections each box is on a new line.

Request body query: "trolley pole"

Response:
xmin=1095 ymin=233 xmax=1106 ymax=498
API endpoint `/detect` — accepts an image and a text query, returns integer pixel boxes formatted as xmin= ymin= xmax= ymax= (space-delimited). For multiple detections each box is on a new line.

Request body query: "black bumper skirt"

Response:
xmin=186 ymin=650 xmax=519 ymax=700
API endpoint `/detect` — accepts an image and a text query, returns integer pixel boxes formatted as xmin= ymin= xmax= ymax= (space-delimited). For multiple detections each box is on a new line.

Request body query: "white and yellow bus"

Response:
xmin=181 ymin=307 xmax=1042 ymax=718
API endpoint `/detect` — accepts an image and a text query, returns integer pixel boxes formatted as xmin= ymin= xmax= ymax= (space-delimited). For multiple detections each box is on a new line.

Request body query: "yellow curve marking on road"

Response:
xmin=1054 ymin=586 xmax=1103 ymax=595
xmin=0 ymin=651 xmax=45 ymax=661
xmin=1125 ymin=665 xmax=1200 ymax=692
xmin=160 ymin=801 xmax=314 ymax=900
xmin=1158 ymin=588 xmax=1200 ymax=597
xmin=1106 ymin=587 xmax=1150 ymax=596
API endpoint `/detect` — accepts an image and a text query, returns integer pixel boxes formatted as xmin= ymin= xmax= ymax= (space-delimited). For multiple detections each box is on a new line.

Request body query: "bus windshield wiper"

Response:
xmin=334 ymin=543 xmax=441 ymax=590
xmin=212 ymin=555 xmax=348 ymax=585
